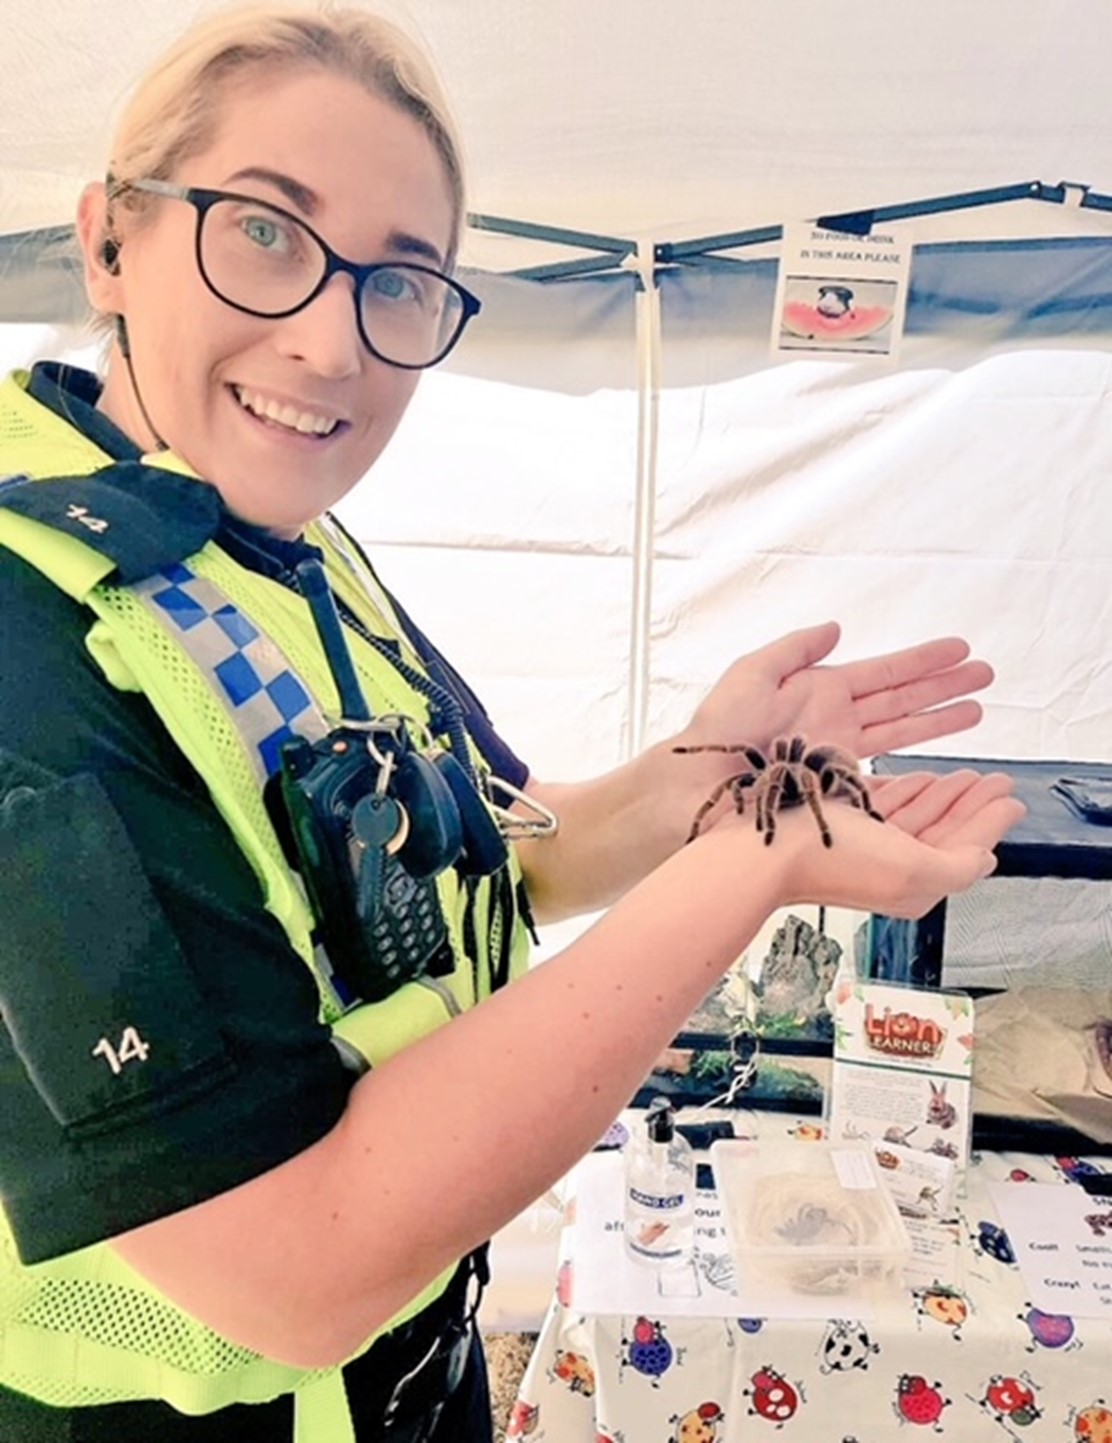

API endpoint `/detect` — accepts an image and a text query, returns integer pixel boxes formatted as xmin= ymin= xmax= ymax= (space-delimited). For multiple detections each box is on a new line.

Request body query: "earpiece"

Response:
xmin=112 ymin=305 xmax=167 ymax=452
xmin=101 ymin=237 xmax=121 ymax=274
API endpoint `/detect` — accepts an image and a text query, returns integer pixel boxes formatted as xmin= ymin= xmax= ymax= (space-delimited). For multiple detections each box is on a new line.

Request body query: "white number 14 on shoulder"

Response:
xmin=93 ymin=1026 xmax=151 ymax=1075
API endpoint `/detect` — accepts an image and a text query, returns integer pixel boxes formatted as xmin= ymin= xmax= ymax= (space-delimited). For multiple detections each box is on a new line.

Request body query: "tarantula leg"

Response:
xmin=759 ymin=766 xmax=789 ymax=845
xmin=684 ymin=776 xmax=736 ymax=842
xmin=760 ymin=791 xmax=777 ymax=846
xmin=830 ymin=769 xmax=884 ymax=822
xmin=728 ymin=776 xmax=754 ymax=813
xmin=801 ymin=770 xmax=834 ymax=848
xmin=673 ymin=742 xmax=768 ymax=773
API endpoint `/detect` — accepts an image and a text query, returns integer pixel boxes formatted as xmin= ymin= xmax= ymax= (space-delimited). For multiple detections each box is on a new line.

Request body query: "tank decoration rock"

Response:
xmin=752 ymin=913 xmax=842 ymax=1036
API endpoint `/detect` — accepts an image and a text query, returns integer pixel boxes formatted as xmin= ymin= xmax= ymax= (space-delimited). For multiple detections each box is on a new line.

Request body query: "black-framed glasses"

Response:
xmin=118 ymin=178 xmax=481 ymax=369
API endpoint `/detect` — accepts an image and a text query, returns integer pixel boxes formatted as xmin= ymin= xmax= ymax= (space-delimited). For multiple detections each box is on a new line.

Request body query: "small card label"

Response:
xmin=832 ymin=1148 xmax=877 ymax=1190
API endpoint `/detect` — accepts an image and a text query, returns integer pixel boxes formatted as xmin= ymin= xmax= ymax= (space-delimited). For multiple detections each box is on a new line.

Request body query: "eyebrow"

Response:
xmin=225 ymin=166 xmax=320 ymax=215
xmin=223 ymin=165 xmax=447 ymax=269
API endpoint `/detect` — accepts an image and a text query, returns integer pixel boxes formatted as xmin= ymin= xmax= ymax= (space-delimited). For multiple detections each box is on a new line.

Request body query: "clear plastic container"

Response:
xmin=711 ymin=1139 xmax=911 ymax=1296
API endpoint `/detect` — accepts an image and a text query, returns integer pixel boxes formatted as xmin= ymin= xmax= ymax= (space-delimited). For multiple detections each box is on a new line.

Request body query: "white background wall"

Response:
xmin=347 ymin=344 xmax=1112 ymax=780
xmin=6 ymin=320 xmax=1110 ymax=784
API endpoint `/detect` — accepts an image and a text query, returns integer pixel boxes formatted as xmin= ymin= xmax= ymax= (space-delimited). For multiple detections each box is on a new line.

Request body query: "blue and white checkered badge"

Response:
xmin=131 ymin=562 xmax=330 ymax=786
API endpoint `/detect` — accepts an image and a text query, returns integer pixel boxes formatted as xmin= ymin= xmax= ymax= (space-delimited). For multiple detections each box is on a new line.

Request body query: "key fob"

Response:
xmin=351 ymin=793 xmax=409 ymax=923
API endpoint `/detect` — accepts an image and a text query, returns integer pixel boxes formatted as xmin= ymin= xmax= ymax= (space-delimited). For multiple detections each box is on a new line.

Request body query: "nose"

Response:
xmin=275 ymin=274 xmax=363 ymax=379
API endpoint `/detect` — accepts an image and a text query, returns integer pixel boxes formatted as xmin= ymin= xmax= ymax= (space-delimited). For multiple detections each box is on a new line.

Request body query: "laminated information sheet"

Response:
xmin=826 ymin=978 xmax=974 ymax=1209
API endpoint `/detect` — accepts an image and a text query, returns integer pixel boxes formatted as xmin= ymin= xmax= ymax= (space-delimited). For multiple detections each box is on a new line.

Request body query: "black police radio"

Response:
xmin=273 ymin=559 xmax=507 ymax=1003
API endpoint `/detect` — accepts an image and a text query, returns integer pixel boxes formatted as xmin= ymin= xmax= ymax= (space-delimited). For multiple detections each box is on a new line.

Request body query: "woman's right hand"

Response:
xmin=718 ymin=767 xmax=1025 ymax=920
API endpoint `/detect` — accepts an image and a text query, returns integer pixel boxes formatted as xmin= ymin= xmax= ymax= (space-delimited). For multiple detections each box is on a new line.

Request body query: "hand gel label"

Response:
xmin=629 ymin=1187 xmax=685 ymax=1210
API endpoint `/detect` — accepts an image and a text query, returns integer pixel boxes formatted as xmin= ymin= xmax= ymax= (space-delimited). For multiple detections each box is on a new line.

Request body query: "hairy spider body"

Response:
xmin=673 ymin=734 xmax=883 ymax=847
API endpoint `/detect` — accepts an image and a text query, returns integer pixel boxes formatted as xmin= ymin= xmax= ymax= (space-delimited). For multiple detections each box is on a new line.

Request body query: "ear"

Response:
xmin=76 ymin=181 xmax=125 ymax=315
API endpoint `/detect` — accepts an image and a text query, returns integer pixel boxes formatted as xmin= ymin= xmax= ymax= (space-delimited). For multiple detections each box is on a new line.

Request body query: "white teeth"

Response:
xmin=234 ymin=387 xmax=338 ymax=437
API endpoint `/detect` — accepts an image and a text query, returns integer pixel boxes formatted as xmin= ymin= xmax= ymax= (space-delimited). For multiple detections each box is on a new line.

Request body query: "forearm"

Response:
xmin=115 ymin=818 xmax=790 ymax=1367
xmin=515 ymin=739 xmax=733 ymax=922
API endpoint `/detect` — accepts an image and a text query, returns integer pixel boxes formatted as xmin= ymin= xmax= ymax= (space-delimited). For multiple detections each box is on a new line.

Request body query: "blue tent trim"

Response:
xmin=3 ymin=192 xmax=1111 ymax=340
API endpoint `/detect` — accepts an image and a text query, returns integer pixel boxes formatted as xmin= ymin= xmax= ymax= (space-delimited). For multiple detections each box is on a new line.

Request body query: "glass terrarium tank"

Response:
xmin=637 ymin=905 xmax=866 ymax=1112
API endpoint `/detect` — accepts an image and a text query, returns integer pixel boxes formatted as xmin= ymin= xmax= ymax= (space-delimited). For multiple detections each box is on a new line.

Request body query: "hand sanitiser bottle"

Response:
xmin=623 ymin=1098 xmax=695 ymax=1268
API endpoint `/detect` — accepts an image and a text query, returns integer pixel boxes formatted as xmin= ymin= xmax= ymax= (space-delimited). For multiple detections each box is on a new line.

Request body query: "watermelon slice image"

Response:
xmin=781 ymin=299 xmax=893 ymax=341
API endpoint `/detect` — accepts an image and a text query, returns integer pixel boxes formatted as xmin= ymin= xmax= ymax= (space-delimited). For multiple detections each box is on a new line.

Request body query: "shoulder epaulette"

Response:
xmin=0 ymin=463 xmax=222 ymax=583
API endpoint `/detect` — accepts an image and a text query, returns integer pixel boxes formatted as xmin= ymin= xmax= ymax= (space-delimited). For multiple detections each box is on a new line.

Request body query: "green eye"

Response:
xmin=242 ymin=214 xmax=285 ymax=251
xmin=370 ymin=268 xmax=417 ymax=302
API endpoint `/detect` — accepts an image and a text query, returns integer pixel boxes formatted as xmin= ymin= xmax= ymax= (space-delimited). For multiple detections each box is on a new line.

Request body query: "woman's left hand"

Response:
xmin=679 ymin=620 xmax=994 ymax=761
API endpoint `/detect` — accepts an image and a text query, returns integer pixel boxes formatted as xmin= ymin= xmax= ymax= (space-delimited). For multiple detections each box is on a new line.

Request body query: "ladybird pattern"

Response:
xmin=620 ymin=1317 xmax=676 ymax=1387
xmin=669 ymin=1399 xmax=725 ymax=1443
xmin=972 ymin=1372 xmax=1042 ymax=1432
xmin=507 ymin=1145 xmax=1112 ymax=1440
xmin=745 ymin=1364 xmax=803 ymax=1426
xmin=895 ymin=1374 xmax=950 ymax=1430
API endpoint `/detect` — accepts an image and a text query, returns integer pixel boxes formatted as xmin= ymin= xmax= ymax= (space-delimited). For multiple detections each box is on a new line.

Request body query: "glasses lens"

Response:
xmin=360 ymin=265 xmax=465 ymax=367
xmin=200 ymin=198 xmax=325 ymax=315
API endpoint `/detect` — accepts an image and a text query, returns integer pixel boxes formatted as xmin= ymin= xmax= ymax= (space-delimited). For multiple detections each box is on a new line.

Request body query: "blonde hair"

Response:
xmin=105 ymin=2 xmax=465 ymax=259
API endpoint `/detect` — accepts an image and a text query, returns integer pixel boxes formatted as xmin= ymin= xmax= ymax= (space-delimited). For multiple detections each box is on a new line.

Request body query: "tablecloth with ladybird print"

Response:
xmin=508 ymin=1112 xmax=1112 ymax=1443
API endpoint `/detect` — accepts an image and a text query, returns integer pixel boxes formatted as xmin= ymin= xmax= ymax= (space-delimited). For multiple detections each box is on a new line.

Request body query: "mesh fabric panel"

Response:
xmin=0 ymin=1211 xmax=319 ymax=1410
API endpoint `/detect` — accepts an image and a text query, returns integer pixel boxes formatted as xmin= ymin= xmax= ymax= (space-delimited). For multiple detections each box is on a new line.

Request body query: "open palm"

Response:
xmin=685 ymin=620 xmax=994 ymax=761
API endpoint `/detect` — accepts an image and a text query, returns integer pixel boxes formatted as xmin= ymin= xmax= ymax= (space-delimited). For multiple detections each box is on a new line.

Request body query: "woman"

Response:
xmin=0 ymin=4 xmax=1022 ymax=1440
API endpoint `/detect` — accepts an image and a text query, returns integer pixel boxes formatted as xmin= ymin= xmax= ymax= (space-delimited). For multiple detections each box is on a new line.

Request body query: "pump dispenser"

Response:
xmin=623 ymin=1097 xmax=695 ymax=1268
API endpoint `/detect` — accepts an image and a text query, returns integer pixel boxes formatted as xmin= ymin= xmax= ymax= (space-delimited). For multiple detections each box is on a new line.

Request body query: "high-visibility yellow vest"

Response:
xmin=0 ymin=370 xmax=531 ymax=1442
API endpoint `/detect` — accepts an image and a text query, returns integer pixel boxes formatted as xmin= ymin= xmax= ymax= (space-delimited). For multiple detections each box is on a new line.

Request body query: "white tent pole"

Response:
xmin=625 ymin=239 xmax=663 ymax=760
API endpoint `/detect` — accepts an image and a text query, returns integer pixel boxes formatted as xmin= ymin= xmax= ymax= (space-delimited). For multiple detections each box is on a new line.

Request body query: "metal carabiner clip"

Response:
xmin=484 ymin=775 xmax=560 ymax=839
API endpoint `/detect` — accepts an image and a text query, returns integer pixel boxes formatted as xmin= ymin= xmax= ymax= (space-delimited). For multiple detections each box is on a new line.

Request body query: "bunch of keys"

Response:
xmin=346 ymin=723 xmax=512 ymax=994
xmin=367 ymin=719 xmax=509 ymax=881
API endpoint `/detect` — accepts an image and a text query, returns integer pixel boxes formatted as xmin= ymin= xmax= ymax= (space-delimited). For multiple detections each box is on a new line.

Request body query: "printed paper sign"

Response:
xmin=771 ymin=220 xmax=912 ymax=361
xmin=826 ymin=979 xmax=973 ymax=1203
xmin=990 ymin=1180 xmax=1112 ymax=1319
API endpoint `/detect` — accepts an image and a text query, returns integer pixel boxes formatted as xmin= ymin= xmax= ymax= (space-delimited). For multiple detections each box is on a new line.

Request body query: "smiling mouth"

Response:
xmin=232 ymin=385 xmax=342 ymax=438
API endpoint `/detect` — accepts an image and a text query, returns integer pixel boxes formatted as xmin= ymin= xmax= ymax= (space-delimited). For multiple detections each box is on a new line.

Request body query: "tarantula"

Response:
xmin=673 ymin=734 xmax=883 ymax=847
